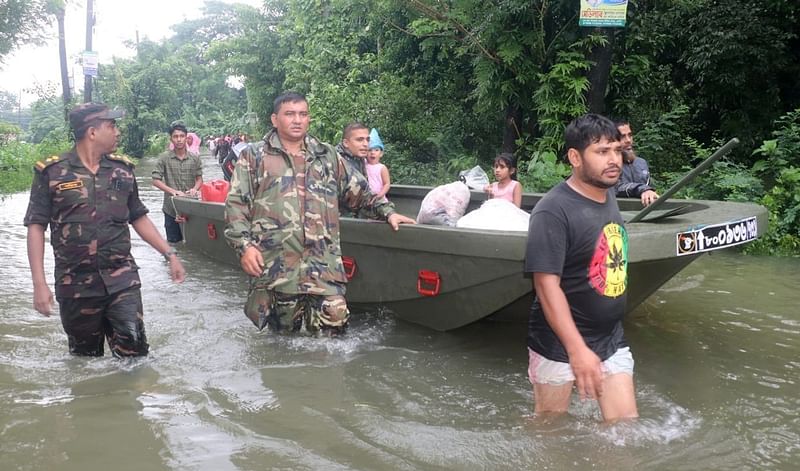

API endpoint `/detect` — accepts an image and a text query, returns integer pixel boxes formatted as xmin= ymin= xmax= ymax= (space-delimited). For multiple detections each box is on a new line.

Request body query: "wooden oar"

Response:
xmin=627 ymin=137 xmax=740 ymax=223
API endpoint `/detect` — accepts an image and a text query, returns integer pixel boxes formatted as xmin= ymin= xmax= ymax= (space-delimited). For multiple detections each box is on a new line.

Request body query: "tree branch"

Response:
xmin=406 ymin=0 xmax=502 ymax=66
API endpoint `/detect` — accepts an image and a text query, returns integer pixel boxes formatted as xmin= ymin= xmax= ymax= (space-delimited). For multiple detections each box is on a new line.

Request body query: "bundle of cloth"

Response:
xmin=456 ymin=198 xmax=530 ymax=232
xmin=416 ymin=181 xmax=472 ymax=226
xmin=416 ymin=180 xmax=530 ymax=231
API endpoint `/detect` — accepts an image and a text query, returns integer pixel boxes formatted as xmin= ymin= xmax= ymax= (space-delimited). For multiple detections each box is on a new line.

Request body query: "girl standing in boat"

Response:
xmin=484 ymin=152 xmax=522 ymax=207
xmin=366 ymin=128 xmax=391 ymax=204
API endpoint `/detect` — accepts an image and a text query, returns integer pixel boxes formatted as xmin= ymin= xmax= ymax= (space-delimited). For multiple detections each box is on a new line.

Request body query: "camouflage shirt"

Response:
xmin=23 ymin=150 xmax=149 ymax=299
xmin=224 ymin=130 xmax=396 ymax=296
xmin=335 ymin=142 xmax=370 ymax=218
xmin=335 ymin=142 xmax=367 ymax=176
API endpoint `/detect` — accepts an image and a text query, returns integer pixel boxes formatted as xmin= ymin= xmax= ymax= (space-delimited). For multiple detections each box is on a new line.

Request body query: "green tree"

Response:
xmin=96 ymin=3 xmax=253 ymax=156
xmin=0 ymin=0 xmax=53 ymax=61
xmin=26 ymin=96 xmax=67 ymax=143
xmin=405 ymin=0 xmax=585 ymax=154
xmin=0 ymin=90 xmax=18 ymax=111
xmin=205 ymin=1 xmax=284 ymax=137
xmin=608 ymin=0 xmax=800 ymax=174
xmin=748 ymin=108 xmax=800 ymax=254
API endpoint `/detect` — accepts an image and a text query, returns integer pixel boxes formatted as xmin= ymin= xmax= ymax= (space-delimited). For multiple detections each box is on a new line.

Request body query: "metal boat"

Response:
xmin=172 ymin=184 xmax=768 ymax=331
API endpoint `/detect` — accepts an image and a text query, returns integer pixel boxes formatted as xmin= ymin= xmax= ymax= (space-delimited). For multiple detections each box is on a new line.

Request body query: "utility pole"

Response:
xmin=84 ymin=0 xmax=94 ymax=103
xmin=56 ymin=5 xmax=71 ymax=122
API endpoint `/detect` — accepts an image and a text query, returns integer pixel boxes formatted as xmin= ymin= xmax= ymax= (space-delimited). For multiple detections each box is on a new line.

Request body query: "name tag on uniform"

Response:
xmin=57 ymin=180 xmax=84 ymax=191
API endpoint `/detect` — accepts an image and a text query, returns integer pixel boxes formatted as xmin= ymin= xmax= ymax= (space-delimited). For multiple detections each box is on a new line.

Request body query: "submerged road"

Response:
xmin=0 ymin=153 xmax=797 ymax=470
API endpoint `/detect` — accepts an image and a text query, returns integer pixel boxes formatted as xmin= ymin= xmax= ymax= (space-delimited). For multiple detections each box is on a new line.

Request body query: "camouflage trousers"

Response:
xmin=244 ymin=287 xmax=349 ymax=335
xmin=57 ymin=287 xmax=149 ymax=357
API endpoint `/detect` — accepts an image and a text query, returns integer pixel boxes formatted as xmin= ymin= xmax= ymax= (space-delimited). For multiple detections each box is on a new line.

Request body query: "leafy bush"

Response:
xmin=0 ymin=130 xmax=71 ymax=194
xmin=0 ymin=121 xmax=21 ymax=144
xmin=146 ymin=133 xmax=170 ymax=157
xmin=748 ymin=167 xmax=800 ymax=255
xmin=751 ymin=108 xmax=800 ymax=183
xmin=747 ymin=108 xmax=800 ymax=255
xmin=388 ymin=151 xmax=479 ymax=187
xmin=517 ymin=149 xmax=570 ymax=193
xmin=36 ymin=127 xmax=71 ymax=159
xmin=632 ymin=104 xmax=698 ymax=176
xmin=661 ymin=158 xmax=763 ymax=202
xmin=532 ymin=39 xmax=594 ymax=154
xmin=0 ymin=141 xmax=37 ymax=193
xmin=658 ymin=133 xmax=763 ymax=202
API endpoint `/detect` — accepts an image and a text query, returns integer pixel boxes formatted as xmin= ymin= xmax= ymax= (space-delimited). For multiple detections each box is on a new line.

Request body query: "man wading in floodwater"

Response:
xmin=24 ymin=103 xmax=186 ymax=357
xmin=223 ymin=92 xmax=415 ymax=335
xmin=525 ymin=114 xmax=638 ymax=421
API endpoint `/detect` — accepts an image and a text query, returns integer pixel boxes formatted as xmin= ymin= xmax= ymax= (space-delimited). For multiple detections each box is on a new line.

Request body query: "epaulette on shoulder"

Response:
xmin=107 ymin=153 xmax=136 ymax=168
xmin=34 ymin=155 xmax=63 ymax=172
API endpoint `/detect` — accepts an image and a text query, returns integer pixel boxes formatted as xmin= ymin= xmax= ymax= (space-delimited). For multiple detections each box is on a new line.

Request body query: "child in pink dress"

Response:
xmin=367 ymin=128 xmax=390 ymax=203
xmin=484 ymin=152 xmax=522 ymax=207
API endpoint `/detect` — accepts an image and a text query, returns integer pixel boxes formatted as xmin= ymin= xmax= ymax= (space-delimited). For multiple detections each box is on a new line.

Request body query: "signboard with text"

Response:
xmin=82 ymin=51 xmax=99 ymax=77
xmin=579 ymin=0 xmax=628 ymax=27
xmin=676 ymin=217 xmax=759 ymax=256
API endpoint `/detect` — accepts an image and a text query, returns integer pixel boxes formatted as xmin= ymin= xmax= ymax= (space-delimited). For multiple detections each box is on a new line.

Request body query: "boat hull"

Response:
xmin=172 ymin=185 xmax=768 ymax=331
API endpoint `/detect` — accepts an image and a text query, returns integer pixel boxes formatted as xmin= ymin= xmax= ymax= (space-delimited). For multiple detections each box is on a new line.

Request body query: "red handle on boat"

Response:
xmin=342 ymin=256 xmax=357 ymax=280
xmin=207 ymin=223 xmax=217 ymax=240
xmin=417 ymin=270 xmax=441 ymax=296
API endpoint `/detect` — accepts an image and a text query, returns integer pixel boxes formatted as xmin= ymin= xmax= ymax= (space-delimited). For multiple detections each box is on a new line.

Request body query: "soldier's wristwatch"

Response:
xmin=237 ymin=241 xmax=254 ymax=258
xmin=163 ymin=248 xmax=178 ymax=262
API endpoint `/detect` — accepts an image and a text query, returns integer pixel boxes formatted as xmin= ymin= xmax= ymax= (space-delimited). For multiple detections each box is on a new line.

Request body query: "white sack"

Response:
xmin=456 ymin=198 xmax=530 ymax=231
xmin=416 ymin=181 xmax=471 ymax=226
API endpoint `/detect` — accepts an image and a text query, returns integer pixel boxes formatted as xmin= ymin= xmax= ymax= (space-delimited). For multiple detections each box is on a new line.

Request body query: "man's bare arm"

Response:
xmin=534 ymin=272 xmax=604 ymax=400
xmin=27 ymin=224 xmax=54 ymax=316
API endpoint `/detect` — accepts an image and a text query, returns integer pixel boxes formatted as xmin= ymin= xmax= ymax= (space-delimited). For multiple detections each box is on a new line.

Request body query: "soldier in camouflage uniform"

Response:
xmin=336 ymin=122 xmax=372 ymax=218
xmin=224 ymin=92 xmax=415 ymax=335
xmin=24 ymin=103 xmax=187 ymax=357
xmin=336 ymin=122 xmax=370 ymax=176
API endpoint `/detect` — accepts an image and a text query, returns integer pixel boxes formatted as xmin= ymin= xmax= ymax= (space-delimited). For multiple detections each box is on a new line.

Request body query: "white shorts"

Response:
xmin=528 ymin=346 xmax=634 ymax=386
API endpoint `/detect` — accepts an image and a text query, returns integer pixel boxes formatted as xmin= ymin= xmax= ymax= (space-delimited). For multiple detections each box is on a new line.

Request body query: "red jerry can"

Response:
xmin=200 ymin=179 xmax=230 ymax=202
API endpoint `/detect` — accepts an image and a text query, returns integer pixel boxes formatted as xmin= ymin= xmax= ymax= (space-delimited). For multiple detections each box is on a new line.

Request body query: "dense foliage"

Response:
xmin=747 ymin=109 xmax=800 ymax=255
xmin=0 ymin=0 xmax=56 ymax=62
xmin=0 ymin=129 xmax=70 ymax=194
xmin=1 ymin=0 xmax=798 ymax=253
xmin=93 ymin=1 xmax=252 ymax=156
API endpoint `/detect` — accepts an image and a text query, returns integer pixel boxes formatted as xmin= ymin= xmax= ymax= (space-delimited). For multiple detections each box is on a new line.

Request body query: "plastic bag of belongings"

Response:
xmin=456 ymin=198 xmax=530 ymax=232
xmin=416 ymin=181 xmax=472 ymax=226
xmin=458 ymin=165 xmax=490 ymax=190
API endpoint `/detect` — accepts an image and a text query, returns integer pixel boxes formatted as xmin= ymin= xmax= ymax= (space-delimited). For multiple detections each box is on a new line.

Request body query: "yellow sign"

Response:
xmin=57 ymin=180 xmax=84 ymax=191
xmin=579 ymin=0 xmax=628 ymax=28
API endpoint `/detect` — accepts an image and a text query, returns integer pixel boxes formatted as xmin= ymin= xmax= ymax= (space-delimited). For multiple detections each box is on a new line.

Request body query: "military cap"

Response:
xmin=68 ymin=102 xmax=125 ymax=135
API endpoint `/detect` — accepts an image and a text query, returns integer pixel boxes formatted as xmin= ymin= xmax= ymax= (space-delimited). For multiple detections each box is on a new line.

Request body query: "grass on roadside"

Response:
xmin=0 ymin=135 xmax=72 ymax=194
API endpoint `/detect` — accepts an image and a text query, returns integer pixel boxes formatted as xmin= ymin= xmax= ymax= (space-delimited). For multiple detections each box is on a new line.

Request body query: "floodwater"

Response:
xmin=1 ymin=154 xmax=798 ymax=470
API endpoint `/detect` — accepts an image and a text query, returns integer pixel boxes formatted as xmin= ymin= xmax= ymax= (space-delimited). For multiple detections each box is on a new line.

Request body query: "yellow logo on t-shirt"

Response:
xmin=588 ymin=222 xmax=628 ymax=298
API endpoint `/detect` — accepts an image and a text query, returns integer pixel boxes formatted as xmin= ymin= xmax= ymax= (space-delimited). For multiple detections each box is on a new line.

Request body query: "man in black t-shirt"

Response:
xmin=525 ymin=114 xmax=638 ymax=421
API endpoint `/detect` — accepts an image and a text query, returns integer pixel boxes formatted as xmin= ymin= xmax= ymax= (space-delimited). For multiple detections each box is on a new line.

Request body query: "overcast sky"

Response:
xmin=0 ymin=0 xmax=263 ymax=106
